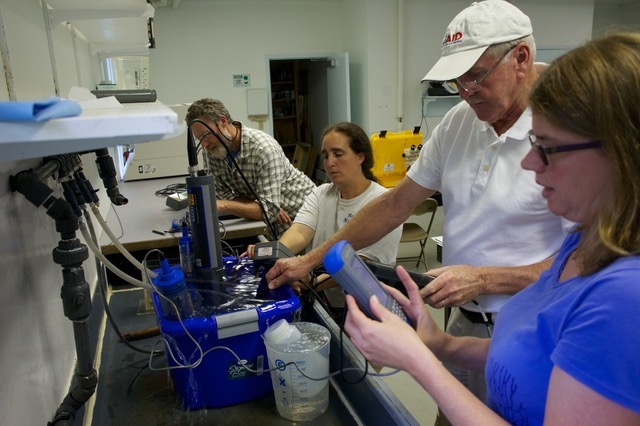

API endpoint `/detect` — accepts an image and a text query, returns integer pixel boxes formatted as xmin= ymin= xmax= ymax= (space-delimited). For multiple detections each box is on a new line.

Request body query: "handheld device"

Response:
xmin=363 ymin=259 xmax=434 ymax=296
xmin=323 ymin=240 xmax=407 ymax=322
xmin=252 ymin=241 xmax=295 ymax=297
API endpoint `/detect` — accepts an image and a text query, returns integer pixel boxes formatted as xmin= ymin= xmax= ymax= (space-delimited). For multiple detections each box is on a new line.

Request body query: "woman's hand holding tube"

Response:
xmin=344 ymin=265 xmax=446 ymax=370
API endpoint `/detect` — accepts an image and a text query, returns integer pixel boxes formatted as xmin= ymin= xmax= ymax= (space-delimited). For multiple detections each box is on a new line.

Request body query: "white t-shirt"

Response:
xmin=294 ymin=181 xmax=402 ymax=265
xmin=407 ymin=101 xmax=571 ymax=312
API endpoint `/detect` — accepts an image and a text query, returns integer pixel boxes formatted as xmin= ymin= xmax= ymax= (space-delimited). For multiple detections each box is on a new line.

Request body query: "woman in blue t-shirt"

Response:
xmin=343 ymin=32 xmax=640 ymax=425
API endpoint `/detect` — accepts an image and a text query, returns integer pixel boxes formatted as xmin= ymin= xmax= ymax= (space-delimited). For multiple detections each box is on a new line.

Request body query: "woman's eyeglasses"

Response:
xmin=528 ymin=132 xmax=602 ymax=165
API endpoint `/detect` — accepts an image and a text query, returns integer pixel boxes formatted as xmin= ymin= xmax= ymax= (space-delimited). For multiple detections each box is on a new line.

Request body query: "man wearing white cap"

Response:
xmin=266 ymin=0 xmax=569 ymax=406
xmin=413 ymin=1 xmax=570 ymax=421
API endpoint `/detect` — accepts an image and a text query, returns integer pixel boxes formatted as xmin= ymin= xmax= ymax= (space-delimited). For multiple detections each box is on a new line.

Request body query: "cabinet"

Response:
xmin=45 ymin=0 xmax=154 ymax=55
xmin=270 ymin=60 xmax=310 ymax=160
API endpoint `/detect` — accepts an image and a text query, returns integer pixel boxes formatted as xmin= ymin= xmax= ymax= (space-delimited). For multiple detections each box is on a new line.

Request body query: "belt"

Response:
xmin=459 ymin=307 xmax=494 ymax=325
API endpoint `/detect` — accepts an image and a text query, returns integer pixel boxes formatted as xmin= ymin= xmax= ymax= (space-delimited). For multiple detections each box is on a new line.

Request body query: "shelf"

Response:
xmin=422 ymin=95 xmax=462 ymax=117
xmin=0 ymin=102 xmax=181 ymax=162
xmin=46 ymin=0 xmax=154 ymax=55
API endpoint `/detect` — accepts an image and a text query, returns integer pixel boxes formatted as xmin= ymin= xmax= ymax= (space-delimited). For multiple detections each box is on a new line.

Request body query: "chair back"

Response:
xmin=407 ymin=198 xmax=438 ymax=233
xmin=397 ymin=198 xmax=438 ymax=269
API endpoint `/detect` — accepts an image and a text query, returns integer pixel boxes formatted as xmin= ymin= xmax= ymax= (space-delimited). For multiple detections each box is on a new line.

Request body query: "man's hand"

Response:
xmin=240 ymin=244 xmax=255 ymax=258
xmin=419 ymin=265 xmax=488 ymax=308
xmin=266 ymin=255 xmax=314 ymax=289
xmin=275 ymin=208 xmax=292 ymax=225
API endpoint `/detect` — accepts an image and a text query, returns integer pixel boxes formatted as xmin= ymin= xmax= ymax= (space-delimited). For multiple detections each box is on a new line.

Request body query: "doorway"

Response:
xmin=267 ymin=53 xmax=350 ymax=180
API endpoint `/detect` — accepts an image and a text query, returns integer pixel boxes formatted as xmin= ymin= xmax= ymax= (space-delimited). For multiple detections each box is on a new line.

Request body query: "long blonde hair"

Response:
xmin=530 ymin=32 xmax=640 ymax=274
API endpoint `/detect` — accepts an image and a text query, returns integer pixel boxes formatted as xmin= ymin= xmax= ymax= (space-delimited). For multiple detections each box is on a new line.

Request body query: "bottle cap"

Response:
xmin=263 ymin=319 xmax=301 ymax=346
xmin=153 ymin=258 xmax=186 ymax=296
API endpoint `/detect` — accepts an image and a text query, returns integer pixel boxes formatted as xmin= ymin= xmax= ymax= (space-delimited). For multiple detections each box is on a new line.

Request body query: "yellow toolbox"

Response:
xmin=371 ymin=127 xmax=423 ymax=188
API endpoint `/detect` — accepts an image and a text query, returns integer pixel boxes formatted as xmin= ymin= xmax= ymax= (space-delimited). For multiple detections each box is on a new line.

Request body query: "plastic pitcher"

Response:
xmin=263 ymin=320 xmax=331 ymax=421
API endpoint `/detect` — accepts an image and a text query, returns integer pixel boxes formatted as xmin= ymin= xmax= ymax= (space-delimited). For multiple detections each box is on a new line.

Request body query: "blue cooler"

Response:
xmin=152 ymin=277 xmax=301 ymax=410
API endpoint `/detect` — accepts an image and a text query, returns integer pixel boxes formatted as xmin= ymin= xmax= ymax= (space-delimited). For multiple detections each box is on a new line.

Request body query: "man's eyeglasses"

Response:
xmin=194 ymin=130 xmax=213 ymax=146
xmin=528 ymin=132 xmax=602 ymax=165
xmin=443 ymin=45 xmax=517 ymax=95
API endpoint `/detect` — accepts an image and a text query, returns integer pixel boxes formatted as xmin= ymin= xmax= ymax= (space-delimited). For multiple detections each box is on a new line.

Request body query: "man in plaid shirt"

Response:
xmin=186 ymin=98 xmax=316 ymax=237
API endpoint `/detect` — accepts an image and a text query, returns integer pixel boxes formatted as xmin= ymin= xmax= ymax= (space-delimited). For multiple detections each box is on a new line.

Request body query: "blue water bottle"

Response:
xmin=153 ymin=257 xmax=194 ymax=321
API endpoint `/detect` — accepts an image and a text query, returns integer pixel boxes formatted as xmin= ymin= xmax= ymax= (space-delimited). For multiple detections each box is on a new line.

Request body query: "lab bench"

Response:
xmin=88 ymin=288 xmax=418 ymax=425
xmin=99 ymin=177 xmax=268 ymax=256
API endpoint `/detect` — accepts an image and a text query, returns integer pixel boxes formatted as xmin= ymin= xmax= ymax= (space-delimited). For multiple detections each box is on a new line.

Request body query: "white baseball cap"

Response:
xmin=421 ymin=0 xmax=532 ymax=82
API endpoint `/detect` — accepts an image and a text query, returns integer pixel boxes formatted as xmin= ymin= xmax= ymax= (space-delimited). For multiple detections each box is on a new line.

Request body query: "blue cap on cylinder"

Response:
xmin=153 ymin=258 xmax=186 ymax=296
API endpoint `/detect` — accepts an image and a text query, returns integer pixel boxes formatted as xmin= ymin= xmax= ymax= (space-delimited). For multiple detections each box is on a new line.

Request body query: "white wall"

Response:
xmin=593 ymin=1 xmax=640 ymax=36
xmin=150 ymin=0 xmax=348 ymax=133
xmin=0 ymin=0 xmax=105 ymax=423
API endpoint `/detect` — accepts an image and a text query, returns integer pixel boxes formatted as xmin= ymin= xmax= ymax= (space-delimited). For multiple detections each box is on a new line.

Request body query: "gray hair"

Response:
xmin=486 ymin=34 xmax=537 ymax=63
xmin=186 ymin=98 xmax=233 ymax=124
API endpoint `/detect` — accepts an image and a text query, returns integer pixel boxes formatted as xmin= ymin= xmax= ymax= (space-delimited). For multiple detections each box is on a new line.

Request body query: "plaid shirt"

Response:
xmin=204 ymin=121 xmax=316 ymax=235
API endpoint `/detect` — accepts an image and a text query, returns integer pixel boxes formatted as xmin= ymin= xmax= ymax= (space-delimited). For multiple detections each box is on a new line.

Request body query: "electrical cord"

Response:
xmin=144 ymin=249 xmax=206 ymax=371
xmin=154 ymin=182 xmax=187 ymax=198
xmin=188 ymin=119 xmax=280 ymax=241
xmin=220 ymin=239 xmax=237 ymax=258
xmin=471 ymin=300 xmax=493 ymax=337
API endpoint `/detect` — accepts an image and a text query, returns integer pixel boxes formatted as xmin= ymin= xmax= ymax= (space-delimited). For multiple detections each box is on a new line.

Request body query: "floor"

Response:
xmin=84 ymin=207 xmax=445 ymax=425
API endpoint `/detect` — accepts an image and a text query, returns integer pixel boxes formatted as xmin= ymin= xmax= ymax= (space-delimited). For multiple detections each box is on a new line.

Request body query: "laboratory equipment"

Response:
xmin=121 ymin=104 xmax=190 ymax=181
xmin=184 ymin=126 xmax=224 ymax=278
xmin=152 ymin=257 xmax=193 ymax=321
xmin=263 ymin=320 xmax=331 ymax=421
xmin=370 ymin=128 xmax=423 ymax=188
xmin=152 ymin=274 xmax=301 ymax=409
xmin=323 ymin=240 xmax=408 ymax=322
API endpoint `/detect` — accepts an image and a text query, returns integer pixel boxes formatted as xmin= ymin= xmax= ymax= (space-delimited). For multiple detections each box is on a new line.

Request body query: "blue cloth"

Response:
xmin=0 ymin=97 xmax=81 ymax=122
xmin=486 ymin=231 xmax=640 ymax=425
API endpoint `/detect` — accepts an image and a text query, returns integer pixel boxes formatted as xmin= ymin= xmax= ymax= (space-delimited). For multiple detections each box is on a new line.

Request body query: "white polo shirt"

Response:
xmin=407 ymin=101 xmax=570 ymax=313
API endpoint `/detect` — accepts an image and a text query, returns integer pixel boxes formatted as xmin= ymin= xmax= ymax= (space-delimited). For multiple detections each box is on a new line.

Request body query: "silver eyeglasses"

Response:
xmin=528 ymin=132 xmax=602 ymax=165
xmin=443 ymin=45 xmax=517 ymax=95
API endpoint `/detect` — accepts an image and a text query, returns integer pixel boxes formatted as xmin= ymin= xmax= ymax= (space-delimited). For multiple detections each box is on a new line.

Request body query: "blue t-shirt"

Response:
xmin=486 ymin=231 xmax=640 ymax=425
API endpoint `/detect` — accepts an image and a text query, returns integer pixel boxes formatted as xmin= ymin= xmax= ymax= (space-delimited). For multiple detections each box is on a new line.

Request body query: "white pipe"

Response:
xmin=42 ymin=0 xmax=60 ymax=97
xmin=397 ymin=0 xmax=405 ymax=132
xmin=0 ymin=8 xmax=16 ymax=100
xmin=91 ymin=204 xmax=157 ymax=279
xmin=80 ymin=224 xmax=153 ymax=290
